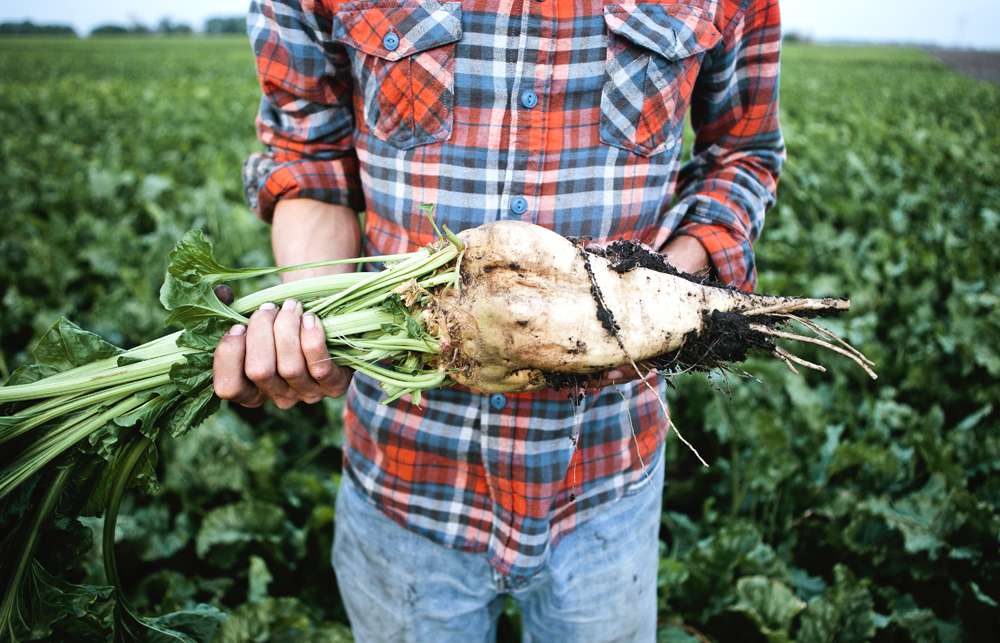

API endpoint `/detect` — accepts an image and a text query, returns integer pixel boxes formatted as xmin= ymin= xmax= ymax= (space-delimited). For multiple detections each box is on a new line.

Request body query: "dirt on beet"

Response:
xmin=581 ymin=241 xmax=848 ymax=379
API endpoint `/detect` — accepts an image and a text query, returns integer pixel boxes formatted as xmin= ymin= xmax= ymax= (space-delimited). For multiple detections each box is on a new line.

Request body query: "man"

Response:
xmin=214 ymin=0 xmax=783 ymax=640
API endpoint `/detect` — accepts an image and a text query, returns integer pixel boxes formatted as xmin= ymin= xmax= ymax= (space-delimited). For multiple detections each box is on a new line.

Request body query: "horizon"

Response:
xmin=0 ymin=0 xmax=998 ymax=50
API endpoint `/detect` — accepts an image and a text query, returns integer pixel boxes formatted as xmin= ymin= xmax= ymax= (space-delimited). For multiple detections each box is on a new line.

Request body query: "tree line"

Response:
xmin=0 ymin=17 xmax=246 ymax=38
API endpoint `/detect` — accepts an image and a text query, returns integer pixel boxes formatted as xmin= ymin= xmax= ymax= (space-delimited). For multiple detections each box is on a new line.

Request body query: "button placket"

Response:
xmin=518 ymin=0 xmax=554 ymax=226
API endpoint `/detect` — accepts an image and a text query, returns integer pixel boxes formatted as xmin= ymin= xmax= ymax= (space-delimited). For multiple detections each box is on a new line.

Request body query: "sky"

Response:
xmin=0 ymin=0 xmax=998 ymax=50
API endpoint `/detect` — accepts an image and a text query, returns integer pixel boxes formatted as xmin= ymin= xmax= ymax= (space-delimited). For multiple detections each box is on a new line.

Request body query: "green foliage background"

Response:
xmin=1 ymin=38 xmax=998 ymax=642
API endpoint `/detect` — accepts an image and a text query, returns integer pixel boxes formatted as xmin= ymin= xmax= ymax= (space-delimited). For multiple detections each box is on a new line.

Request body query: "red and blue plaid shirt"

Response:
xmin=244 ymin=0 xmax=784 ymax=578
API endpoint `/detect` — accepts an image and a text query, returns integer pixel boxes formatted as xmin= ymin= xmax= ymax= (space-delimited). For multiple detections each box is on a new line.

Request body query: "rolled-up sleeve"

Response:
xmin=653 ymin=0 xmax=785 ymax=291
xmin=244 ymin=0 xmax=365 ymax=222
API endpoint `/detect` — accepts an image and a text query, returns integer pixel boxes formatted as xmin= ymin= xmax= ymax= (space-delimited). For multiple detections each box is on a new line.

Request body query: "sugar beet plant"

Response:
xmin=0 ymin=205 xmax=879 ymax=640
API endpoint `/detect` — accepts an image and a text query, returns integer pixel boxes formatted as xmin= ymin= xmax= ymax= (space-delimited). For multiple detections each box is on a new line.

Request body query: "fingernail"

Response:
xmin=607 ymin=369 xmax=624 ymax=380
xmin=302 ymin=313 xmax=316 ymax=329
xmin=259 ymin=302 xmax=276 ymax=311
xmin=282 ymin=298 xmax=298 ymax=311
xmin=229 ymin=324 xmax=246 ymax=336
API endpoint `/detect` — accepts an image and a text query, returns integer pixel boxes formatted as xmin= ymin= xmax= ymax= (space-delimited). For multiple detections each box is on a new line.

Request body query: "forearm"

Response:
xmin=662 ymin=235 xmax=710 ymax=274
xmin=272 ymin=198 xmax=362 ymax=282
xmin=244 ymin=0 xmax=363 ymax=223
xmin=215 ymin=197 xmax=359 ymax=407
xmin=664 ymin=0 xmax=784 ymax=290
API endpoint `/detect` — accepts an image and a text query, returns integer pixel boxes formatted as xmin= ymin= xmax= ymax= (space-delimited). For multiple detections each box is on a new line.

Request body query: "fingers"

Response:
xmin=273 ymin=300 xmax=352 ymax=403
xmin=583 ymin=239 xmax=608 ymax=252
xmin=214 ymin=300 xmax=351 ymax=409
xmin=273 ymin=299 xmax=310 ymax=397
xmin=591 ymin=364 xmax=647 ymax=388
xmin=605 ymin=368 xmax=630 ymax=382
xmin=300 ymin=311 xmax=353 ymax=398
xmin=213 ymin=323 xmax=266 ymax=408
xmin=245 ymin=302 xmax=298 ymax=408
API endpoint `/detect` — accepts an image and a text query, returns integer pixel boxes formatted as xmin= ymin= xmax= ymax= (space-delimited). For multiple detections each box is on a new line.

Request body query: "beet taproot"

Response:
xmin=426 ymin=220 xmax=874 ymax=393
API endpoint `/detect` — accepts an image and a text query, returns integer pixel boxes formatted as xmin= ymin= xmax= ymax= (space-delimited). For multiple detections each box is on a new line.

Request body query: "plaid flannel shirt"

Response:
xmin=244 ymin=0 xmax=784 ymax=579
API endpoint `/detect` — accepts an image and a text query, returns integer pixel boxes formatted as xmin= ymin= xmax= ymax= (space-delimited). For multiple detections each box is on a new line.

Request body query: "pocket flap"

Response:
xmin=604 ymin=3 xmax=721 ymax=60
xmin=335 ymin=0 xmax=463 ymax=62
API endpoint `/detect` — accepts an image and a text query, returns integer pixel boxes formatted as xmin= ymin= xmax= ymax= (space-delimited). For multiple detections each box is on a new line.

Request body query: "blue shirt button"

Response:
xmin=383 ymin=32 xmax=399 ymax=51
xmin=490 ymin=394 xmax=507 ymax=410
xmin=510 ymin=196 xmax=528 ymax=214
xmin=521 ymin=89 xmax=538 ymax=109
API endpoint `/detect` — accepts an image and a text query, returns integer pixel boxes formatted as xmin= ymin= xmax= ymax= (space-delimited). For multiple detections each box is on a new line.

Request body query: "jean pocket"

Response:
xmin=335 ymin=0 xmax=463 ymax=149
xmin=600 ymin=3 xmax=721 ymax=157
xmin=622 ymin=442 xmax=666 ymax=498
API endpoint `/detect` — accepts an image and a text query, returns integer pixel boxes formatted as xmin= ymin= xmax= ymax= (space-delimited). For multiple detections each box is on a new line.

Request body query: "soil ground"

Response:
xmin=925 ymin=47 xmax=1000 ymax=83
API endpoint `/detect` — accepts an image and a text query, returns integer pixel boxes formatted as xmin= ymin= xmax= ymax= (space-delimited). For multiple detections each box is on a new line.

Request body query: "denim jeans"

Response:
xmin=332 ymin=447 xmax=664 ymax=643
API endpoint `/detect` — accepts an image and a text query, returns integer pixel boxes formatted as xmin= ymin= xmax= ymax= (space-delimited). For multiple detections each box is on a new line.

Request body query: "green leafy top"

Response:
xmin=158 ymin=230 xmax=262 ymax=331
xmin=6 ymin=319 xmax=125 ymax=388
xmin=164 ymin=229 xmax=281 ymax=288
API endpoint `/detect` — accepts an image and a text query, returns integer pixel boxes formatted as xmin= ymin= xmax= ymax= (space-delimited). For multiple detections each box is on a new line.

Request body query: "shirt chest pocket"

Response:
xmin=600 ymin=3 xmax=721 ymax=157
xmin=334 ymin=0 xmax=463 ymax=150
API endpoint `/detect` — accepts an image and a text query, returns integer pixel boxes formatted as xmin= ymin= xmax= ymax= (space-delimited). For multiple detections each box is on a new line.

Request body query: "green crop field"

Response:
xmin=1 ymin=37 xmax=998 ymax=643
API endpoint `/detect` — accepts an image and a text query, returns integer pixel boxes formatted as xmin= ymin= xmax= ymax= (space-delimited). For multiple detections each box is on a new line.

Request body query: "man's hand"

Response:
xmin=212 ymin=198 xmax=361 ymax=408
xmin=213 ymin=299 xmax=352 ymax=409
xmin=588 ymin=364 xmax=649 ymax=388
xmin=589 ymin=234 xmax=710 ymax=388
